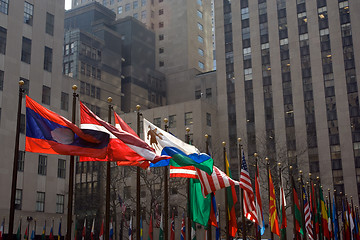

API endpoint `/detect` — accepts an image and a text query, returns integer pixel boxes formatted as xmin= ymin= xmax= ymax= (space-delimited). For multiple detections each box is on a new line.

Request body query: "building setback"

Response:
xmin=215 ymin=0 xmax=360 ymax=207
xmin=0 ymin=0 xmax=71 ymax=237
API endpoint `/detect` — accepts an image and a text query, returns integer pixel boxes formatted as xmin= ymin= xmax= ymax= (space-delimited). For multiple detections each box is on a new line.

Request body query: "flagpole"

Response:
xmin=266 ymin=157 xmax=274 ymax=240
xmin=136 ymin=105 xmax=142 ymax=240
xmin=289 ymin=166 xmax=297 ymax=240
xmin=205 ymin=134 xmax=212 ymax=240
xmin=222 ymin=141 xmax=229 ymax=240
xmin=163 ymin=118 xmax=169 ymax=240
xmin=334 ymin=190 xmax=340 ymax=240
xmin=9 ymin=80 xmax=25 ymax=238
xmin=328 ymin=189 xmax=333 ymax=240
xmin=238 ymin=139 xmax=246 ymax=240
xmin=255 ymin=154 xmax=260 ymax=240
xmin=186 ymin=128 xmax=191 ymax=240
xmin=299 ymin=171 xmax=307 ymax=240
xmin=279 ymin=162 xmax=286 ymax=240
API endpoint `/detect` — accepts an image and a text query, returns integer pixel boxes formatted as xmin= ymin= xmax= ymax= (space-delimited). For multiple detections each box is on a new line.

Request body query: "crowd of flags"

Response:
xmin=14 ymin=95 xmax=360 ymax=240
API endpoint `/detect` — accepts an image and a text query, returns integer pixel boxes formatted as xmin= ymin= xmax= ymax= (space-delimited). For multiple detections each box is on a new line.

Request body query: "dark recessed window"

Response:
xmin=42 ymin=85 xmax=51 ymax=105
xmin=159 ymin=34 xmax=164 ymax=41
xmin=0 ymin=0 xmax=9 ymax=15
xmin=43 ymin=47 xmax=53 ymax=72
xmin=0 ymin=26 xmax=6 ymax=54
xmin=21 ymin=37 xmax=32 ymax=64
xmin=24 ymin=2 xmax=34 ymax=25
xmin=45 ymin=13 xmax=54 ymax=36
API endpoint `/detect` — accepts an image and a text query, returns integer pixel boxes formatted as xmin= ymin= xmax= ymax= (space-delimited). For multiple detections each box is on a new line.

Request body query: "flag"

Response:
xmin=269 ymin=169 xmax=280 ymax=236
xmin=24 ymin=226 xmax=28 ymax=240
xmin=349 ymin=201 xmax=355 ymax=233
xmin=158 ymin=214 xmax=163 ymax=240
xmin=189 ymin=178 xmax=211 ymax=227
xmin=191 ymin=221 xmax=196 ymax=240
xmin=181 ymin=213 xmax=186 ymax=240
xmin=148 ymin=213 xmax=153 ymax=240
xmin=80 ymin=103 xmax=166 ymax=163
xmin=343 ymin=200 xmax=351 ymax=239
xmin=90 ymin=219 xmax=95 ymax=240
xmin=328 ymin=200 xmax=332 ymax=239
xmin=42 ymin=221 xmax=46 ymax=240
xmin=224 ymin=152 xmax=238 ymax=237
xmin=292 ymin=178 xmax=303 ymax=235
xmin=0 ymin=219 xmax=3 ymax=240
xmin=74 ymin=221 xmax=78 ymax=240
xmin=319 ymin=188 xmax=330 ymax=238
xmin=239 ymin=152 xmax=258 ymax=224
xmin=82 ymin=219 xmax=86 ymax=240
xmin=99 ymin=220 xmax=104 ymax=240
xmin=49 ymin=223 xmax=54 ymax=240
xmin=58 ymin=220 xmax=62 ymax=240
xmin=80 ymin=109 xmax=150 ymax=169
xmin=170 ymin=213 xmax=175 ymax=240
xmin=139 ymin=217 xmax=142 ymax=240
xmin=143 ymin=119 xmax=213 ymax=174
xmin=332 ymin=196 xmax=339 ymax=240
xmin=110 ymin=220 xmax=114 ymax=240
xmin=303 ymin=184 xmax=313 ymax=240
xmin=209 ymin=193 xmax=218 ymax=227
xmin=17 ymin=220 xmax=21 ymax=240
xmin=30 ymin=223 xmax=35 ymax=240
xmin=280 ymin=175 xmax=287 ymax=239
xmin=215 ymin=208 xmax=220 ymax=240
xmin=195 ymin=166 xmax=240 ymax=197
xmin=25 ymin=95 xmax=109 ymax=158
xmin=129 ymin=215 xmax=133 ymax=240
xmin=170 ymin=166 xmax=197 ymax=179
xmin=255 ymin=165 xmax=265 ymax=235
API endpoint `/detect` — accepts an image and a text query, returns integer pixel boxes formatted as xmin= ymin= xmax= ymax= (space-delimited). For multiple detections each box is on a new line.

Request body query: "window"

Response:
xmin=60 ymin=92 xmax=69 ymax=111
xmin=118 ymin=6 xmax=123 ymax=14
xmin=18 ymin=151 xmax=25 ymax=172
xmin=198 ymin=48 xmax=204 ymax=56
xmin=169 ymin=115 xmax=176 ymax=128
xmin=141 ymin=10 xmax=146 ymax=19
xmin=197 ymin=22 xmax=203 ymax=31
xmin=159 ymin=22 xmax=164 ymax=28
xmin=133 ymin=1 xmax=138 ymax=9
xmin=15 ymin=189 xmax=22 ymax=210
xmin=42 ymin=86 xmax=51 ymax=105
xmin=198 ymin=61 xmax=204 ymax=70
xmin=125 ymin=3 xmax=131 ymax=11
xmin=153 ymin=117 xmax=161 ymax=128
xmin=197 ymin=0 xmax=202 ymax=6
xmin=206 ymin=113 xmax=211 ymax=126
xmin=206 ymin=88 xmax=212 ymax=98
xmin=20 ymin=114 xmax=25 ymax=134
xmin=58 ymin=159 xmax=66 ymax=179
xmin=159 ymin=34 xmax=164 ymax=41
xmin=141 ymin=0 xmax=146 ymax=6
xmin=44 ymin=47 xmax=53 ymax=72
xmin=24 ymin=2 xmax=34 ymax=25
xmin=21 ymin=37 xmax=32 ymax=64
xmin=159 ymin=0 xmax=163 ymax=2
xmin=36 ymin=192 xmax=45 ymax=212
xmin=56 ymin=194 xmax=64 ymax=213
xmin=195 ymin=90 xmax=201 ymax=99
xmin=159 ymin=9 xmax=164 ymax=15
xmin=0 ymin=70 xmax=3 ymax=91
xmin=133 ymin=13 xmax=138 ymax=19
xmin=38 ymin=155 xmax=47 ymax=175
xmin=159 ymin=61 xmax=164 ymax=67
xmin=185 ymin=112 xmax=193 ymax=125
xmin=198 ymin=35 xmax=203 ymax=43
xmin=0 ymin=26 xmax=6 ymax=54
xmin=159 ymin=48 xmax=164 ymax=54
xmin=45 ymin=13 xmax=54 ymax=36
xmin=197 ymin=10 xmax=203 ymax=19
xmin=0 ymin=0 xmax=9 ymax=15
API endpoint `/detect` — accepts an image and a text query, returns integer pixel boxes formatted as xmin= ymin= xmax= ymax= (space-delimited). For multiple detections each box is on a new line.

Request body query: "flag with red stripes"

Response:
xmin=303 ymin=184 xmax=314 ymax=240
xmin=195 ymin=166 xmax=240 ymax=197
xmin=239 ymin=152 xmax=259 ymax=224
xmin=170 ymin=166 xmax=197 ymax=179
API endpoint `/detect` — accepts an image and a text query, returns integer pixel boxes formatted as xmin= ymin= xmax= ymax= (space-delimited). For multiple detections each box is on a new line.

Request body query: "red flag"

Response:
xmin=170 ymin=213 xmax=175 ymax=240
xmin=99 ymin=220 xmax=104 ymax=240
xmin=269 ymin=170 xmax=280 ymax=236
xmin=148 ymin=213 xmax=153 ymax=240
xmin=90 ymin=219 xmax=95 ymax=240
xmin=82 ymin=219 xmax=86 ymax=240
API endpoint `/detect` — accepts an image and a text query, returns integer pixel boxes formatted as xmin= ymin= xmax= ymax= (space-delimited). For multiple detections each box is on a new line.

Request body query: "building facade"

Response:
xmin=215 ymin=0 xmax=360 ymax=206
xmin=0 ymin=0 xmax=71 ymax=237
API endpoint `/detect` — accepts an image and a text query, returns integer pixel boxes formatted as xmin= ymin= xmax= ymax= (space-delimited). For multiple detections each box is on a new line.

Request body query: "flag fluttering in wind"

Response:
xmin=148 ymin=213 xmax=153 ymax=240
xmin=110 ymin=219 xmax=114 ymax=240
xmin=129 ymin=216 xmax=133 ymax=240
xmin=215 ymin=207 xmax=220 ymax=240
xmin=239 ymin=151 xmax=258 ymax=224
xmin=343 ymin=200 xmax=351 ymax=239
xmin=189 ymin=178 xmax=211 ymax=227
xmin=90 ymin=219 xmax=95 ymax=240
xmin=58 ymin=220 xmax=62 ymax=240
xmin=170 ymin=166 xmax=197 ymax=179
xmin=30 ymin=223 xmax=35 ymax=240
xmin=99 ymin=220 xmax=104 ymax=240
xmin=319 ymin=188 xmax=330 ymax=239
xmin=269 ymin=169 xmax=280 ymax=236
xmin=82 ymin=219 xmax=86 ymax=240
xmin=24 ymin=225 xmax=28 ymax=240
xmin=225 ymin=152 xmax=238 ymax=237
xmin=16 ymin=220 xmax=21 ymax=240
xmin=0 ymin=219 xmax=4 ymax=240
xmin=181 ymin=213 xmax=185 ymax=240
xmin=42 ymin=221 xmax=46 ymax=240
xmin=332 ymin=195 xmax=339 ymax=240
xmin=280 ymin=174 xmax=287 ymax=239
xmin=191 ymin=222 xmax=196 ymax=240
xmin=255 ymin=165 xmax=265 ymax=235
xmin=292 ymin=178 xmax=303 ymax=236
xmin=49 ymin=223 xmax=54 ymax=240
xmin=143 ymin=119 xmax=213 ymax=174
xmin=170 ymin=213 xmax=175 ymax=240
xmin=302 ymin=184 xmax=313 ymax=240
xmin=25 ymin=96 xmax=109 ymax=158
xmin=158 ymin=214 xmax=163 ymax=240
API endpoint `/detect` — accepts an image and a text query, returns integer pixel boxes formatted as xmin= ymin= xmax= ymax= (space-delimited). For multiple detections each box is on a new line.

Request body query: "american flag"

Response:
xmin=181 ymin=213 xmax=186 ymax=240
xmin=303 ymin=185 xmax=314 ymax=240
xmin=195 ymin=166 xmax=240 ymax=197
xmin=170 ymin=213 xmax=175 ymax=240
xmin=239 ymin=151 xmax=258 ymax=224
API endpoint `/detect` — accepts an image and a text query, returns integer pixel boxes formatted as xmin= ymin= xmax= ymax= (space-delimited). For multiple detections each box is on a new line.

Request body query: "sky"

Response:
xmin=65 ymin=0 xmax=71 ymax=10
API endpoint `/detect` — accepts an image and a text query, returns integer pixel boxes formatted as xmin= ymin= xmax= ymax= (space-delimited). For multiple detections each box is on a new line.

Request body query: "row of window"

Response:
xmin=15 ymin=189 xmax=64 ymax=213
xmin=79 ymin=81 xmax=101 ymax=100
xmin=80 ymin=62 xmax=102 ymax=80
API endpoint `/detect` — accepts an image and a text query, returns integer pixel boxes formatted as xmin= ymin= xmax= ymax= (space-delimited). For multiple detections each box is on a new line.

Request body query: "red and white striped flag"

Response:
xmin=170 ymin=166 xmax=197 ymax=178
xmin=195 ymin=166 xmax=240 ymax=197
xmin=239 ymin=152 xmax=258 ymax=224
xmin=303 ymin=185 xmax=314 ymax=240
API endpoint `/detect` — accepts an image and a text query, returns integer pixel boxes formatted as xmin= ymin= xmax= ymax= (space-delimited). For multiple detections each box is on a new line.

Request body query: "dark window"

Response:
xmin=159 ymin=34 xmax=164 ymax=41
xmin=0 ymin=70 xmax=3 ymax=91
xmin=56 ymin=194 xmax=64 ymax=213
xmin=159 ymin=61 xmax=164 ymax=67
xmin=159 ymin=22 xmax=164 ymax=28
xmin=21 ymin=37 xmax=32 ymax=64
xmin=38 ymin=155 xmax=47 ymax=175
xmin=309 ymin=162 xmax=319 ymax=173
xmin=45 ymin=13 xmax=54 ymax=36
xmin=206 ymin=113 xmax=211 ymax=126
xmin=206 ymin=88 xmax=212 ymax=98
xmin=277 ymin=9 xmax=286 ymax=18
xmin=159 ymin=9 xmax=163 ymax=15
xmin=58 ymin=159 xmax=66 ymax=179
xmin=296 ymin=3 xmax=306 ymax=13
xmin=18 ymin=151 xmax=25 ymax=172
xmin=185 ymin=112 xmax=193 ymax=125
xmin=20 ymin=114 xmax=25 ymax=134
xmin=159 ymin=47 xmax=164 ymax=54
xmin=317 ymin=0 xmax=326 ymax=8
xmin=195 ymin=90 xmax=201 ymax=99
xmin=331 ymin=159 xmax=342 ymax=170
xmin=24 ymin=2 xmax=34 ymax=25
xmin=44 ymin=47 xmax=53 ymax=72
xmin=61 ymin=92 xmax=69 ymax=111
xmin=15 ymin=189 xmax=22 ymax=210
xmin=36 ymin=192 xmax=45 ymax=212
xmin=42 ymin=85 xmax=51 ymax=105
xmin=0 ymin=26 xmax=6 ymax=54
xmin=0 ymin=0 xmax=9 ymax=15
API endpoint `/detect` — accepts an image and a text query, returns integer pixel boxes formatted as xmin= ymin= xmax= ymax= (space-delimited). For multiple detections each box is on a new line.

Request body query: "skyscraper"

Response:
xmin=215 ymin=0 xmax=360 ymax=204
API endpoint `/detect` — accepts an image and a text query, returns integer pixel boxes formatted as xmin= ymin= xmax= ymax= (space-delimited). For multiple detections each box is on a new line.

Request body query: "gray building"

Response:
xmin=0 ymin=0 xmax=71 ymax=237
